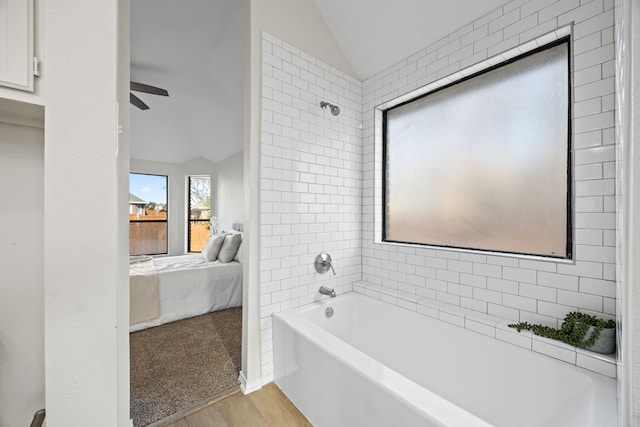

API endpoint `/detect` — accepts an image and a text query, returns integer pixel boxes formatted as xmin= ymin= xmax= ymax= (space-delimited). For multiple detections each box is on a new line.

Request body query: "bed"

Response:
xmin=129 ymin=252 xmax=243 ymax=332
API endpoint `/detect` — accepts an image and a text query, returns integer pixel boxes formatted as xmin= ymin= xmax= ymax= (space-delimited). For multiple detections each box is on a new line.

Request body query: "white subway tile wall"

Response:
xmin=260 ymin=0 xmax=617 ymax=384
xmin=260 ymin=32 xmax=363 ymax=382
xmin=362 ymin=0 xmax=616 ymax=334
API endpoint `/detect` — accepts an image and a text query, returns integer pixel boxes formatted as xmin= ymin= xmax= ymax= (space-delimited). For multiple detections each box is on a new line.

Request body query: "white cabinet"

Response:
xmin=0 ymin=0 xmax=35 ymax=92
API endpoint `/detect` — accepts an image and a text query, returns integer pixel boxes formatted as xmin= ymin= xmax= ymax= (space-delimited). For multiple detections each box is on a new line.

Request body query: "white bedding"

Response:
xmin=129 ymin=254 xmax=242 ymax=332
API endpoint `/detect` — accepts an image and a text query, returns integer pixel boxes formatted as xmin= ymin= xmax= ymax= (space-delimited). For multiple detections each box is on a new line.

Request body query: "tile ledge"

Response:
xmin=352 ymin=281 xmax=617 ymax=379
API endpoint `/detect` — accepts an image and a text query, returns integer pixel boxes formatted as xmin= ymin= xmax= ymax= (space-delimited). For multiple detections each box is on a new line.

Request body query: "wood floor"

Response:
xmin=159 ymin=383 xmax=312 ymax=427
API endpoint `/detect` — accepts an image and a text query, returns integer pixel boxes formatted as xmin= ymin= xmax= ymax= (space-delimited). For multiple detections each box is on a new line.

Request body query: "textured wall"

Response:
xmin=44 ymin=0 xmax=127 ymax=424
xmin=0 ymin=122 xmax=44 ymax=427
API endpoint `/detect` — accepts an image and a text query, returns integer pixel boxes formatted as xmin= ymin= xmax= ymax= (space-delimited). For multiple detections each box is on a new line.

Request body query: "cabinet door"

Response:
xmin=0 ymin=0 xmax=34 ymax=92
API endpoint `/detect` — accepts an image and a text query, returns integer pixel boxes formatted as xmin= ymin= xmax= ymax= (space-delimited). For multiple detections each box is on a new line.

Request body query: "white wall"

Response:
xmin=213 ymin=150 xmax=244 ymax=233
xmin=44 ymin=0 xmax=128 ymax=425
xmin=623 ymin=0 xmax=640 ymax=421
xmin=117 ymin=3 xmax=131 ymax=424
xmin=250 ymin=0 xmax=355 ymax=78
xmin=258 ymin=32 xmax=363 ymax=383
xmin=0 ymin=120 xmax=45 ymax=426
xmin=130 ymin=156 xmax=216 ymax=255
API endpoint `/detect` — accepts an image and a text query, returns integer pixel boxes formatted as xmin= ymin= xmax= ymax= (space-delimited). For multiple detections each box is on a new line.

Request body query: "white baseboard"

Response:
xmin=238 ymin=371 xmax=262 ymax=395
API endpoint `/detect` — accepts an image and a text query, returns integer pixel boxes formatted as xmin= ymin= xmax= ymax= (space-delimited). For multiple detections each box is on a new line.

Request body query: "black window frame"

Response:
xmin=381 ymin=36 xmax=573 ymax=260
xmin=187 ymin=176 xmax=211 ymax=253
xmin=129 ymin=172 xmax=169 ymax=256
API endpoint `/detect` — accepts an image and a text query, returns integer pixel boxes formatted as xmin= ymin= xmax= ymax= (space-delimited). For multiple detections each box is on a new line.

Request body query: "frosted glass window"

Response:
xmin=384 ymin=40 xmax=571 ymax=258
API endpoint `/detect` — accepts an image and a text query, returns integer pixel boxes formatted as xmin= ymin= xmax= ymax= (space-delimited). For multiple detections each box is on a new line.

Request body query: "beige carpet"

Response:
xmin=130 ymin=307 xmax=242 ymax=427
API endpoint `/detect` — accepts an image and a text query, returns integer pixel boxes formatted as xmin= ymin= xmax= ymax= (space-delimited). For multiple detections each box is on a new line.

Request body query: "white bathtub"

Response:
xmin=273 ymin=292 xmax=617 ymax=427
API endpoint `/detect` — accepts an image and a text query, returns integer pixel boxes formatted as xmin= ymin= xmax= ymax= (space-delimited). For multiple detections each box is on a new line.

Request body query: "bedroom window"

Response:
xmin=129 ymin=173 xmax=168 ymax=255
xmin=381 ymin=37 xmax=571 ymax=259
xmin=188 ymin=176 xmax=211 ymax=252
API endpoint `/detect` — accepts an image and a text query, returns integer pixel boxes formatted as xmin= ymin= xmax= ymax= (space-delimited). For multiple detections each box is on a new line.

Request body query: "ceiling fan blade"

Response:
xmin=130 ymin=93 xmax=149 ymax=110
xmin=130 ymin=81 xmax=169 ymax=96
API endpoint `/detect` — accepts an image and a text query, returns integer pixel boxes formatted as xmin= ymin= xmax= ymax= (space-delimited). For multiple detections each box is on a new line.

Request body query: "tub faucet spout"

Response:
xmin=319 ymin=286 xmax=336 ymax=298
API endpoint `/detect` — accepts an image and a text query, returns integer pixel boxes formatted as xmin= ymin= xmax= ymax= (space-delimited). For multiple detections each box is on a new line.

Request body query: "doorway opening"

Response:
xmin=128 ymin=1 xmax=246 ymax=425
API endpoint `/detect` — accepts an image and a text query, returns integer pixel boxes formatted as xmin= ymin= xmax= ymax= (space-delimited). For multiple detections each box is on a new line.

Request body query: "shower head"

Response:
xmin=320 ymin=101 xmax=340 ymax=116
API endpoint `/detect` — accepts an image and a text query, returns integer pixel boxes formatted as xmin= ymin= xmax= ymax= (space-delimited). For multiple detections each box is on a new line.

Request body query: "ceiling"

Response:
xmin=130 ymin=0 xmax=510 ymax=165
xmin=130 ymin=0 xmax=244 ymax=165
xmin=311 ymin=0 xmax=512 ymax=80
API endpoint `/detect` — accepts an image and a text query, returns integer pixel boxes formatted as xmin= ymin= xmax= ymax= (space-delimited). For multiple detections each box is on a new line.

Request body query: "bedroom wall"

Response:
xmin=130 ymin=156 xmax=216 ymax=255
xmin=361 ymin=0 xmax=616 ymax=342
xmin=0 ymin=120 xmax=45 ymax=427
xmin=258 ymin=32 xmax=363 ymax=383
xmin=212 ymin=150 xmax=244 ymax=233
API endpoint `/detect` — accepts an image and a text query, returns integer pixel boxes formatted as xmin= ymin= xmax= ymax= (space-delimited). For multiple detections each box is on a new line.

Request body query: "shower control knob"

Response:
xmin=314 ymin=253 xmax=335 ymax=275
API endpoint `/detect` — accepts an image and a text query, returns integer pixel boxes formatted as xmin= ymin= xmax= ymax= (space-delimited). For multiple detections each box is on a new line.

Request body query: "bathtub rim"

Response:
xmin=273 ymin=290 xmax=617 ymax=426
xmin=272 ymin=301 xmax=495 ymax=427
xmin=274 ymin=289 xmax=617 ymax=380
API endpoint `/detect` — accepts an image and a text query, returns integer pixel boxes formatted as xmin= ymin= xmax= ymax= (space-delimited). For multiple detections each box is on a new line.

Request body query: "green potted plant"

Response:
xmin=509 ymin=311 xmax=616 ymax=354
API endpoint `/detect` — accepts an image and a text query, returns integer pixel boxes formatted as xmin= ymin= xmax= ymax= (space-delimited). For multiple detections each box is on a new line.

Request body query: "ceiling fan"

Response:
xmin=130 ymin=82 xmax=169 ymax=110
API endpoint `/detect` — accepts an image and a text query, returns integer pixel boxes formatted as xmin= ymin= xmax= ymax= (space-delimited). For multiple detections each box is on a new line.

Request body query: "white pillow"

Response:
xmin=233 ymin=238 xmax=243 ymax=263
xmin=201 ymin=233 xmax=226 ymax=262
xmin=218 ymin=233 xmax=242 ymax=263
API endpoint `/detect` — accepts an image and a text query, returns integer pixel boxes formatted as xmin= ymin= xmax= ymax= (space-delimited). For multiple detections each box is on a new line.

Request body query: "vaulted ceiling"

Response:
xmin=130 ymin=0 xmax=244 ymax=165
xmin=311 ymin=0 xmax=511 ymax=80
xmin=130 ymin=0 xmax=510 ymax=164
